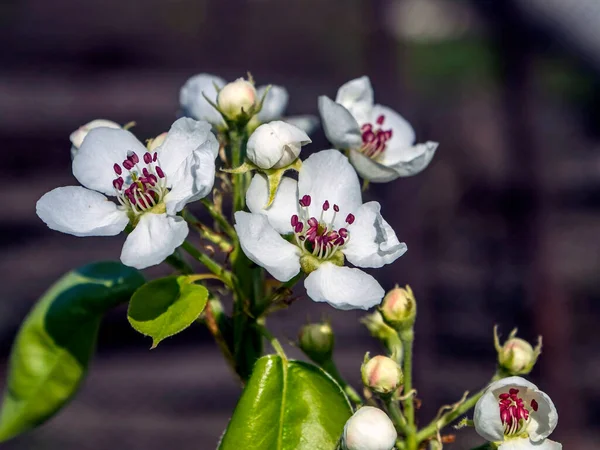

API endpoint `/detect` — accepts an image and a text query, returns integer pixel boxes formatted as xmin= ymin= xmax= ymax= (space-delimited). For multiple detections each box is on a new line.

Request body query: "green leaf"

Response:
xmin=0 ymin=261 xmax=145 ymax=442
xmin=127 ymin=275 xmax=209 ymax=348
xmin=218 ymin=355 xmax=353 ymax=450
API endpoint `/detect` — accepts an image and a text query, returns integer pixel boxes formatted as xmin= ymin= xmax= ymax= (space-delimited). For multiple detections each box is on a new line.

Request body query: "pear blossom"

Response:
xmin=318 ymin=76 xmax=438 ymax=183
xmin=217 ymin=78 xmax=258 ymax=120
xmin=474 ymin=376 xmax=561 ymax=450
xmin=37 ymin=118 xmax=219 ymax=270
xmin=246 ymin=121 xmax=311 ymax=169
xmin=341 ymin=406 xmax=397 ymax=450
xmin=179 ymin=73 xmax=318 ymax=133
xmin=70 ymin=119 xmax=121 ymax=159
xmin=234 ymin=150 xmax=407 ymax=310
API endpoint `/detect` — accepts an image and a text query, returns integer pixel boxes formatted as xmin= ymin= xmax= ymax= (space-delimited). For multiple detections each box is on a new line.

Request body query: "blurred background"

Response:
xmin=1 ymin=0 xmax=599 ymax=448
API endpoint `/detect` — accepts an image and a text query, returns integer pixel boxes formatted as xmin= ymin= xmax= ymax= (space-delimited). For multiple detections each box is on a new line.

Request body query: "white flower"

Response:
xmin=341 ymin=406 xmax=397 ymax=450
xmin=234 ymin=150 xmax=407 ymax=310
xmin=217 ymin=78 xmax=258 ymax=120
xmin=474 ymin=376 xmax=561 ymax=450
xmin=246 ymin=121 xmax=311 ymax=169
xmin=179 ymin=73 xmax=318 ymax=133
xmin=37 ymin=118 xmax=219 ymax=270
xmin=318 ymin=76 xmax=438 ymax=183
xmin=70 ymin=119 xmax=121 ymax=159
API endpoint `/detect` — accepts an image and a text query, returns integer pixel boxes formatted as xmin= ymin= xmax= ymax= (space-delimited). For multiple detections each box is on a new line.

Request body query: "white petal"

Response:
xmin=387 ymin=141 xmax=439 ymax=177
xmin=234 ymin=212 xmax=301 ymax=282
xmin=499 ymin=439 xmax=534 ymax=450
xmin=70 ymin=119 xmax=121 ymax=149
xmin=348 ymin=148 xmax=403 ymax=183
xmin=318 ymin=96 xmax=362 ymax=150
xmin=527 ymin=390 xmax=558 ymax=442
xmin=531 ymin=440 xmax=562 ymax=450
xmin=474 ymin=388 xmax=505 ymax=443
xmin=120 ymin=213 xmax=189 ymax=270
xmin=156 ymin=117 xmax=217 ymax=178
xmin=343 ymin=201 xmax=407 ymax=268
xmin=247 ymin=121 xmax=310 ymax=169
xmin=256 ymin=85 xmax=289 ymax=122
xmin=246 ymin=174 xmax=299 ymax=235
xmin=283 ymin=115 xmax=320 ymax=135
xmin=179 ymin=73 xmax=226 ymax=125
xmin=73 ymin=128 xmax=147 ymax=196
xmin=164 ymin=131 xmax=218 ymax=214
xmin=298 ymin=149 xmax=363 ymax=228
xmin=36 ymin=186 xmax=128 ymax=237
xmin=488 ymin=376 xmax=540 ymax=393
xmin=304 ymin=263 xmax=385 ymax=310
xmin=370 ymin=104 xmax=415 ymax=151
xmin=335 ymin=76 xmax=374 ymax=124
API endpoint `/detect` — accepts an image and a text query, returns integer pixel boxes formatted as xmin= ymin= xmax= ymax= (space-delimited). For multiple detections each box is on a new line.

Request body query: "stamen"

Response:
xmin=360 ymin=115 xmax=393 ymax=159
xmin=498 ymin=388 xmax=531 ymax=437
xmin=143 ymin=152 xmax=153 ymax=164
xmin=114 ymin=164 xmax=122 ymax=175
xmin=323 ymin=201 xmax=330 ymax=211
xmin=346 ymin=214 xmax=355 ymax=224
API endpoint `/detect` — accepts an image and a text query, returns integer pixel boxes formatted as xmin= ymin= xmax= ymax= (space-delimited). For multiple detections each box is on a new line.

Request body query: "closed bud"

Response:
xmin=361 ymin=354 xmax=403 ymax=395
xmin=247 ymin=121 xmax=311 ymax=169
xmin=341 ymin=406 xmax=397 ymax=450
xmin=494 ymin=326 xmax=542 ymax=375
xmin=70 ymin=119 xmax=120 ymax=158
xmin=298 ymin=322 xmax=334 ymax=365
xmin=380 ymin=285 xmax=416 ymax=332
xmin=217 ymin=78 xmax=257 ymax=120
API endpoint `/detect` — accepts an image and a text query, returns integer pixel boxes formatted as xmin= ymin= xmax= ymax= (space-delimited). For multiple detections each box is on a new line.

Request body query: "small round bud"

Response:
xmin=246 ymin=121 xmax=311 ymax=169
xmin=70 ymin=119 xmax=120 ymax=158
xmin=147 ymin=132 xmax=167 ymax=151
xmin=494 ymin=326 xmax=542 ymax=375
xmin=380 ymin=285 xmax=416 ymax=332
xmin=361 ymin=355 xmax=403 ymax=395
xmin=298 ymin=322 xmax=334 ymax=365
xmin=342 ymin=406 xmax=397 ymax=450
xmin=217 ymin=78 xmax=257 ymax=120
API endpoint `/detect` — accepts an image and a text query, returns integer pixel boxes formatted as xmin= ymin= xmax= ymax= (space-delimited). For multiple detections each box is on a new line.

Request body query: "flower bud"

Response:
xmin=494 ymin=326 xmax=542 ymax=375
xmin=380 ymin=285 xmax=416 ymax=332
xmin=217 ymin=78 xmax=257 ymax=120
xmin=298 ymin=322 xmax=334 ymax=365
xmin=342 ymin=406 xmax=397 ymax=450
xmin=70 ymin=119 xmax=120 ymax=158
xmin=147 ymin=132 xmax=167 ymax=151
xmin=247 ymin=121 xmax=311 ymax=169
xmin=361 ymin=354 xmax=403 ymax=395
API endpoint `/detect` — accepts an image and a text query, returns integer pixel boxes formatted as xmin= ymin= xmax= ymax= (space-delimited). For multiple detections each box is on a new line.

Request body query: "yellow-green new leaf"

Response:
xmin=127 ymin=275 xmax=209 ymax=348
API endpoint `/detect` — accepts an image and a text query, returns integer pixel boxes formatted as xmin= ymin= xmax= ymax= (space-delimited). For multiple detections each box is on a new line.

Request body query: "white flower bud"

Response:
xmin=70 ymin=119 xmax=120 ymax=158
xmin=342 ymin=406 xmax=397 ymax=450
xmin=361 ymin=355 xmax=403 ymax=395
xmin=217 ymin=78 xmax=257 ymax=120
xmin=380 ymin=285 xmax=416 ymax=332
xmin=246 ymin=121 xmax=311 ymax=169
xmin=494 ymin=327 xmax=542 ymax=375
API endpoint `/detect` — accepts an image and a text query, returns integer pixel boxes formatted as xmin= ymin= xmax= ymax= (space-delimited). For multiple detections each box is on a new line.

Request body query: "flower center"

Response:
xmin=290 ymin=194 xmax=355 ymax=261
xmin=112 ymin=150 xmax=168 ymax=216
xmin=360 ymin=115 xmax=393 ymax=160
xmin=498 ymin=388 xmax=537 ymax=436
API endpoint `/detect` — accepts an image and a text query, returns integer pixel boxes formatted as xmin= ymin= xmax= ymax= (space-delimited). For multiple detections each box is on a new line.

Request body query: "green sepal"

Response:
xmin=127 ymin=275 xmax=209 ymax=348
xmin=0 ymin=262 xmax=145 ymax=442
xmin=218 ymin=355 xmax=353 ymax=450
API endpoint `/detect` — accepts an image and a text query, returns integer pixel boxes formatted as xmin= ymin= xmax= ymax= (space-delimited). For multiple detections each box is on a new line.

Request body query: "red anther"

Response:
xmin=294 ymin=223 xmax=304 ymax=233
xmin=345 ymin=213 xmax=355 ymax=224
xmin=334 ymin=237 xmax=345 ymax=246
xmin=113 ymin=177 xmax=124 ymax=190
xmin=509 ymin=389 xmax=519 ymax=395
xmin=323 ymin=200 xmax=330 ymax=211
xmin=333 ymin=204 xmax=339 ymax=212
xmin=144 ymin=152 xmax=153 ymax=164
xmin=153 ymin=152 xmax=158 ymax=162
xmin=361 ymin=123 xmax=373 ymax=132
xmin=339 ymin=228 xmax=348 ymax=238
xmin=127 ymin=151 xmax=139 ymax=164
xmin=291 ymin=215 xmax=299 ymax=227
xmin=299 ymin=194 xmax=312 ymax=207
xmin=307 ymin=217 xmax=318 ymax=228
xmin=362 ymin=130 xmax=375 ymax=143
xmin=499 ymin=393 xmax=510 ymax=400
xmin=123 ymin=160 xmax=134 ymax=170
xmin=530 ymin=399 xmax=538 ymax=412
xmin=142 ymin=168 xmax=150 ymax=178
xmin=376 ymin=115 xmax=385 ymax=125
xmin=113 ymin=164 xmax=122 ymax=175
xmin=156 ymin=166 xmax=165 ymax=178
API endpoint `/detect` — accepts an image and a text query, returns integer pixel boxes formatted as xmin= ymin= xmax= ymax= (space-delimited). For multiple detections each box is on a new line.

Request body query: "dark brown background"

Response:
xmin=1 ymin=0 xmax=599 ymax=448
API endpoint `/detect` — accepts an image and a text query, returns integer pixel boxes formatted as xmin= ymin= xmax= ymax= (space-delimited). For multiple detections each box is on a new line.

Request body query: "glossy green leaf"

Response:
xmin=0 ymin=261 xmax=145 ymax=442
xmin=127 ymin=275 xmax=209 ymax=348
xmin=218 ymin=355 xmax=353 ymax=450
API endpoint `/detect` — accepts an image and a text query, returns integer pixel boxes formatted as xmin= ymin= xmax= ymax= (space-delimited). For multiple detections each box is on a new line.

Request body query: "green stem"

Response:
xmin=229 ymin=128 xmax=247 ymax=213
xmin=256 ymin=324 xmax=287 ymax=360
xmin=182 ymin=209 xmax=233 ymax=253
xmin=416 ymin=373 xmax=503 ymax=443
xmin=200 ymin=198 xmax=237 ymax=240
xmin=164 ymin=250 xmax=193 ymax=274
xmin=180 ymin=241 xmax=234 ymax=289
xmin=321 ymin=359 xmax=362 ymax=405
xmin=385 ymin=398 xmax=410 ymax=436
xmin=400 ymin=329 xmax=417 ymax=450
